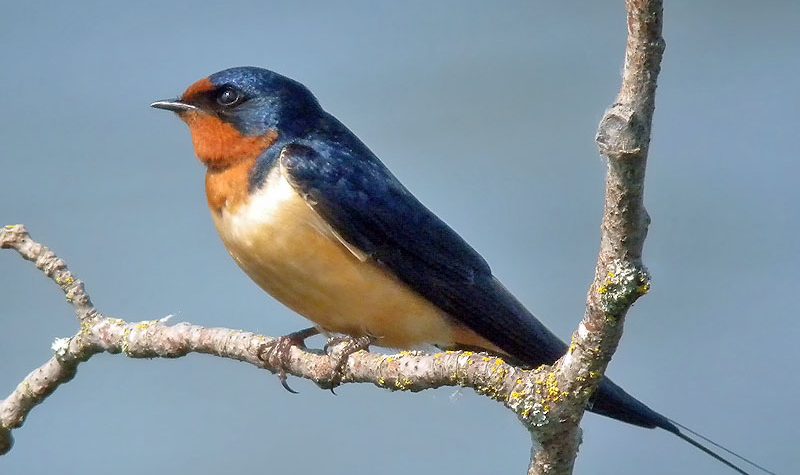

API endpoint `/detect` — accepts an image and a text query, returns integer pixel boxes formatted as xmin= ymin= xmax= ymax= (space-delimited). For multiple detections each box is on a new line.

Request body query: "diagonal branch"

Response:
xmin=526 ymin=1 xmax=666 ymax=473
xmin=0 ymin=224 xmax=543 ymax=459
xmin=0 ymin=3 xmax=665 ymax=473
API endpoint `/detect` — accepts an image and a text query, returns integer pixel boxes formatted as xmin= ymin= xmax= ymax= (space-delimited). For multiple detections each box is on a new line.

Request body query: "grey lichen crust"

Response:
xmin=0 ymin=225 xmax=568 ymax=460
xmin=0 ymin=3 xmax=664 ymax=473
xmin=597 ymin=261 xmax=651 ymax=318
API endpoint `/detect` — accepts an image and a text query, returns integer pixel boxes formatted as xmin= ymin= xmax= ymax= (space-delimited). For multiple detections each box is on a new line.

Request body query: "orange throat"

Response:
xmin=182 ymin=113 xmax=278 ymax=214
xmin=205 ymin=159 xmax=258 ymax=214
xmin=183 ymin=113 xmax=278 ymax=169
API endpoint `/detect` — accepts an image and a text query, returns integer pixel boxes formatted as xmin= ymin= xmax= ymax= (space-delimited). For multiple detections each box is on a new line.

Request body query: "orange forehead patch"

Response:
xmin=183 ymin=113 xmax=278 ymax=169
xmin=181 ymin=77 xmax=215 ymax=103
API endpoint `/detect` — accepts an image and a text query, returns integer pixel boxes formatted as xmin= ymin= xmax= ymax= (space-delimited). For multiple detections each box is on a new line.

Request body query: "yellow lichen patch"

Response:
xmin=491 ymin=365 xmax=508 ymax=382
xmin=536 ymin=372 xmax=571 ymax=405
xmin=545 ymin=373 xmax=560 ymax=398
xmin=79 ymin=319 xmax=94 ymax=337
xmin=21 ymin=380 xmax=33 ymax=397
xmin=478 ymin=379 xmax=506 ymax=401
xmin=120 ymin=327 xmax=132 ymax=355
xmin=451 ymin=366 xmax=470 ymax=386
xmin=55 ymin=275 xmax=75 ymax=286
xmin=637 ymin=282 xmax=651 ymax=295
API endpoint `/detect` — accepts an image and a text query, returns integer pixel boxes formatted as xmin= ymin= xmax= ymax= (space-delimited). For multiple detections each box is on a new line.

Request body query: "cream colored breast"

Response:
xmin=210 ymin=166 xmax=462 ymax=349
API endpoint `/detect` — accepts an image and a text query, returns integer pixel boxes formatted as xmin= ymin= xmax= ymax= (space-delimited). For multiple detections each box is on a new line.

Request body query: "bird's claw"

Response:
xmin=257 ymin=327 xmax=319 ymax=394
xmin=324 ymin=334 xmax=375 ymax=393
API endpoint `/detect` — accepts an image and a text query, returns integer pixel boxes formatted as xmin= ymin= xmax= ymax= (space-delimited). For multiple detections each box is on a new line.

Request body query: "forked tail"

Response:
xmin=589 ymin=379 xmax=775 ymax=474
xmin=663 ymin=418 xmax=776 ymax=475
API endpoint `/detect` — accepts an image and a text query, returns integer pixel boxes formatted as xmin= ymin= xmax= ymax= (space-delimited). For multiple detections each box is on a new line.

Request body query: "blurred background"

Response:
xmin=1 ymin=1 xmax=796 ymax=474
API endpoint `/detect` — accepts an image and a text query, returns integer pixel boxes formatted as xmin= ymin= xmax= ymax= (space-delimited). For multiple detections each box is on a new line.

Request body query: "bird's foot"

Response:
xmin=324 ymin=334 xmax=375 ymax=393
xmin=258 ymin=327 xmax=320 ymax=394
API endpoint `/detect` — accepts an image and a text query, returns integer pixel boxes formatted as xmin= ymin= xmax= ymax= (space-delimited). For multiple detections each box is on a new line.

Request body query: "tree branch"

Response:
xmin=526 ymin=1 xmax=665 ymax=473
xmin=0 ymin=224 xmax=542 ymax=459
xmin=0 ymin=2 xmax=664 ymax=473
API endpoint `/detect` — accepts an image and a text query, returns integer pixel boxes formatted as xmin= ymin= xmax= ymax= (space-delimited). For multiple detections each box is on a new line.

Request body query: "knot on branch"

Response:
xmin=0 ymin=224 xmax=27 ymax=248
xmin=503 ymin=365 xmax=596 ymax=442
xmin=596 ymin=260 xmax=650 ymax=318
xmin=595 ymin=104 xmax=646 ymax=159
xmin=507 ymin=368 xmax=563 ymax=429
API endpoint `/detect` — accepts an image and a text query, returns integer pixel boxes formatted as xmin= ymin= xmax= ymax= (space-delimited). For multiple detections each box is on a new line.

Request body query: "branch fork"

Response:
xmin=0 ymin=2 xmax=664 ymax=473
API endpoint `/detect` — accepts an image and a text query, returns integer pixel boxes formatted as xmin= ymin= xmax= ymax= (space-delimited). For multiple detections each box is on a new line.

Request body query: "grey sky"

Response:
xmin=1 ymin=1 xmax=796 ymax=474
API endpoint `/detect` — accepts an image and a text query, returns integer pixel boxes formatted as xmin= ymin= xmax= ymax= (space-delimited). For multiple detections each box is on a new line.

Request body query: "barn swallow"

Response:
xmin=152 ymin=67 xmax=769 ymax=475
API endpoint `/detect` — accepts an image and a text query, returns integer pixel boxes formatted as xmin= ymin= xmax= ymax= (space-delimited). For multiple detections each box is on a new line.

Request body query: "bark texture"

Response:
xmin=0 ymin=2 xmax=664 ymax=473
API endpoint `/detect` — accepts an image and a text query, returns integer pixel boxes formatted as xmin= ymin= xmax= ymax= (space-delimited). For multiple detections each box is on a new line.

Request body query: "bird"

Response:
xmin=152 ymin=66 xmax=772 ymax=475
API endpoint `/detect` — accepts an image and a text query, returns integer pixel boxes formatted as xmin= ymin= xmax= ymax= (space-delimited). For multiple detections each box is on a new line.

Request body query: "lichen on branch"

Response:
xmin=0 ymin=3 xmax=665 ymax=474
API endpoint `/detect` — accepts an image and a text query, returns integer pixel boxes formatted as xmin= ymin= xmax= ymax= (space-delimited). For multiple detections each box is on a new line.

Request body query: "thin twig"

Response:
xmin=525 ymin=1 xmax=665 ymax=473
xmin=0 ymin=224 xmax=548 ymax=458
xmin=0 ymin=4 xmax=665 ymax=472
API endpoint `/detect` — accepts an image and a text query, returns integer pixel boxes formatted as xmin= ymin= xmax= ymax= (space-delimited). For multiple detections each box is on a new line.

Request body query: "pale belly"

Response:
xmin=211 ymin=167 xmax=463 ymax=349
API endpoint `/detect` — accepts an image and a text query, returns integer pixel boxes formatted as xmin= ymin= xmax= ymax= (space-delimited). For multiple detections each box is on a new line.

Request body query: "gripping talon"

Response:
xmin=323 ymin=335 xmax=349 ymax=354
xmin=325 ymin=335 xmax=375 ymax=390
xmin=257 ymin=327 xmax=319 ymax=393
xmin=279 ymin=371 xmax=299 ymax=394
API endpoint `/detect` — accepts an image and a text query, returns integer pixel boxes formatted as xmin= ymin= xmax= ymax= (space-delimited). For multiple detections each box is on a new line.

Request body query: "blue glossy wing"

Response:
xmin=279 ymin=128 xmax=673 ymax=430
xmin=278 ymin=137 xmax=567 ymax=367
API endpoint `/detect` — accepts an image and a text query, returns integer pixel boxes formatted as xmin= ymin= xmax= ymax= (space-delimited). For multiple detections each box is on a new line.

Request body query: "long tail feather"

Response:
xmin=663 ymin=419 xmax=776 ymax=475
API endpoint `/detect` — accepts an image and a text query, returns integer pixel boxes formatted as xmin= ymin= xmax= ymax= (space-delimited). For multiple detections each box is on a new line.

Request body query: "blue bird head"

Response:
xmin=151 ymin=67 xmax=324 ymax=168
xmin=153 ymin=66 xmax=323 ymax=137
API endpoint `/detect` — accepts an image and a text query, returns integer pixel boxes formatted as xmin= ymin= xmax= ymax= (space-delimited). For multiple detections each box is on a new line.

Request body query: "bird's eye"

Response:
xmin=216 ymin=88 xmax=241 ymax=107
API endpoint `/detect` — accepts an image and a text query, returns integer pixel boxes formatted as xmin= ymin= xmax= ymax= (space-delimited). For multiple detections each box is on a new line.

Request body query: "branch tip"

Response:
xmin=0 ymin=4 xmax=666 ymax=474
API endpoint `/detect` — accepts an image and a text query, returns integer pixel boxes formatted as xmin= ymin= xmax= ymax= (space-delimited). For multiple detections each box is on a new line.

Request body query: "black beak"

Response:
xmin=150 ymin=99 xmax=198 ymax=113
